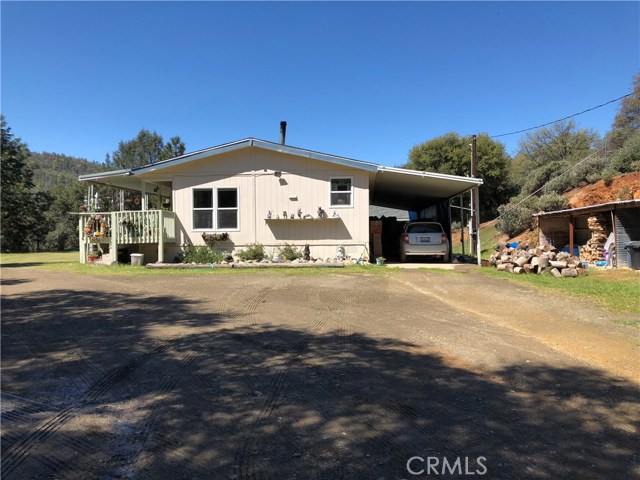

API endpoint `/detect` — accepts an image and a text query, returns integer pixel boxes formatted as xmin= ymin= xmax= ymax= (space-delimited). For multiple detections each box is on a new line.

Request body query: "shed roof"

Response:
xmin=532 ymin=199 xmax=640 ymax=218
xmin=79 ymin=138 xmax=482 ymax=210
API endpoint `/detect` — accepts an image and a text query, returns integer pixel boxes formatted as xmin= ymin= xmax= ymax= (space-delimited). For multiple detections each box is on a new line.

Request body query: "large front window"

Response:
xmin=193 ymin=188 xmax=238 ymax=230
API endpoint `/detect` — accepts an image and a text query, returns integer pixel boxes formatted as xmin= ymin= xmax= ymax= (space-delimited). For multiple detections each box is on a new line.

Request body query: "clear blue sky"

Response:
xmin=2 ymin=1 xmax=638 ymax=167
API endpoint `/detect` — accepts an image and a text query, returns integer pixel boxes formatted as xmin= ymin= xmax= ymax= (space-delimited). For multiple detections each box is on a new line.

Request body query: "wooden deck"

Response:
xmin=79 ymin=210 xmax=177 ymax=264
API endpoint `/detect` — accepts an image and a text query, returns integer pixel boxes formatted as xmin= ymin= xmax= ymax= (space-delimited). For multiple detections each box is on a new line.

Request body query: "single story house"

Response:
xmin=78 ymin=137 xmax=482 ymax=264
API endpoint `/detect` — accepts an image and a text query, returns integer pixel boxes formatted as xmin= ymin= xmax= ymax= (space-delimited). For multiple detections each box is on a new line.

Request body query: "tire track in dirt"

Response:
xmin=0 ymin=332 xmax=188 ymax=478
xmin=106 ymin=334 xmax=219 ymax=479
xmin=232 ymin=292 xmax=346 ymax=480
xmin=107 ymin=287 xmax=280 ymax=479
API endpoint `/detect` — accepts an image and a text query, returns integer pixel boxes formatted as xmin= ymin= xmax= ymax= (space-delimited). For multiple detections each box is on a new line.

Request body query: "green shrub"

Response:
xmin=179 ymin=244 xmax=225 ymax=264
xmin=278 ymin=243 xmax=302 ymax=261
xmin=535 ymin=193 xmax=568 ymax=212
xmin=496 ymin=203 xmax=534 ymax=238
xmin=236 ymin=243 xmax=265 ymax=261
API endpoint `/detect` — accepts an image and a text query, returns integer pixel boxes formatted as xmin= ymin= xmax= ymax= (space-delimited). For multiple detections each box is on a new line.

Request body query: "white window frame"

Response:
xmin=329 ymin=177 xmax=354 ymax=208
xmin=192 ymin=187 xmax=240 ymax=232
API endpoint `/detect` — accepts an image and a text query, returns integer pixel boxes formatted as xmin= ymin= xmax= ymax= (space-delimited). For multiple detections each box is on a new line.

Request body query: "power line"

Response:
xmin=490 ymin=93 xmax=633 ymax=139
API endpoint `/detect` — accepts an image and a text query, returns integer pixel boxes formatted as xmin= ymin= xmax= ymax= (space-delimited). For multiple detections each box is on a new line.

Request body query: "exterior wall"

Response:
xmin=616 ymin=207 xmax=640 ymax=268
xmin=141 ymin=146 xmax=370 ymax=260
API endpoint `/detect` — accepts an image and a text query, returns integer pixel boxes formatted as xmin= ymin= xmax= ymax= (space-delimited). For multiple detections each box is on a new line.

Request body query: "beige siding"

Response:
xmin=140 ymin=146 xmax=370 ymax=259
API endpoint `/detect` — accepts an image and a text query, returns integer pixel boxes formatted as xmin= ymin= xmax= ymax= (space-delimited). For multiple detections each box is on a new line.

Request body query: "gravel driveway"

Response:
xmin=1 ymin=266 xmax=638 ymax=479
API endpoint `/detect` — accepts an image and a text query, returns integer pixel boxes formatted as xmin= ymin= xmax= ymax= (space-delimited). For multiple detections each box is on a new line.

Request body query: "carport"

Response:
xmin=368 ymin=166 xmax=483 ymax=262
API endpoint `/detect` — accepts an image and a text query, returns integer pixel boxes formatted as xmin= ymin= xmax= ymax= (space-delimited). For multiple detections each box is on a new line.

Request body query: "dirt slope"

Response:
xmin=564 ymin=171 xmax=640 ymax=208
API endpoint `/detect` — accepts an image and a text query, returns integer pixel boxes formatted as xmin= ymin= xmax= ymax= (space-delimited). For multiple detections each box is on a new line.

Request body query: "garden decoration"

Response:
xmin=303 ymin=244 xmax=310 ymax=261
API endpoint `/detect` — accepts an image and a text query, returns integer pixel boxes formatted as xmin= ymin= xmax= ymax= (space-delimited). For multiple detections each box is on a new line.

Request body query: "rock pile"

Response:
xmin=488 ymin=244 xmax=586 ymax=278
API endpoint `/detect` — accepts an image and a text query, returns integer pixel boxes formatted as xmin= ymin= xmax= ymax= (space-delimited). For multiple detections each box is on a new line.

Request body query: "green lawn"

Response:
xmin=479 ymin=267 xmax=640 ymax=315
xmin=0 ymin=252 xmax=391 ymax=277
xmin=452 ymin=221 xmax=503 ymax=259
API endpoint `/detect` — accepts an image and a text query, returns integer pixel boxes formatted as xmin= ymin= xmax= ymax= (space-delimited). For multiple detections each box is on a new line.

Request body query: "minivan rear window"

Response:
xmin=406 ymin=223 xmax=442 ymax=234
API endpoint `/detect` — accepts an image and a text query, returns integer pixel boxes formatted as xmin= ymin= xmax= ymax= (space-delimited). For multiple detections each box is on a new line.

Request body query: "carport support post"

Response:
xmin=475 ymin=186 xmax=481 ymax=265
xmin=459 ymin=195 xmax=465 ymax=256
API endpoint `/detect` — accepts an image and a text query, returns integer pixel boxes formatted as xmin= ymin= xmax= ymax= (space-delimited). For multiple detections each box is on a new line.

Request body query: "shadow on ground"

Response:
xmin=1 ymin=287 xmax=638 ymax=480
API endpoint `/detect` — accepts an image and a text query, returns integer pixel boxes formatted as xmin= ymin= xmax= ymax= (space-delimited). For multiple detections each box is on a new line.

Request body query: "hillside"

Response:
xmin=564 ymin=172 xmax=640 ymax=208
xmin=454 ymin=172 xmax=640 ymax=256
xmin=27 ymin=152 xmax=105 ymax=192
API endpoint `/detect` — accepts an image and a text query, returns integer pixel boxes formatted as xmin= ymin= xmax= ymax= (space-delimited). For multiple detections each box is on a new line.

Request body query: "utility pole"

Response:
xmin=469 ymin=135 xmax=478 ymax=255
xmin=470 ymin=135 xmax=480 ymax=264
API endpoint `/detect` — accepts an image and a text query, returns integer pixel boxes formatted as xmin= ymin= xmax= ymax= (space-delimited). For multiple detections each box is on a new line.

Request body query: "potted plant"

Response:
xmin=85 ymin=214 xmax=106 ymax=263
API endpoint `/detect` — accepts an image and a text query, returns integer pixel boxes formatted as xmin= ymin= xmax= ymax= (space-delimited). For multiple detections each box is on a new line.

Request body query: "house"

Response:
xmin=78 ymin=136 xmax=482 ymax=264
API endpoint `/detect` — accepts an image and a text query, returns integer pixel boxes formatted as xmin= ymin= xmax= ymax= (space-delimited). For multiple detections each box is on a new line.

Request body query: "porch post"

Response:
xmin=158 ymin=210 xmax=164 ymax=263
xmin=79 ymin=215 xmax=86 ymax=264
xmin=141 ymin=182 xmax=147 ymax=210
xmin=110 ymin=212 xmax=118 ymax=265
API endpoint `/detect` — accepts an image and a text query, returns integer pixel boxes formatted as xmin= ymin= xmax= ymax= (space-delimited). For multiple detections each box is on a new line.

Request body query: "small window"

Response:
xmin=330 ymin=178 xmax=352 ymax=207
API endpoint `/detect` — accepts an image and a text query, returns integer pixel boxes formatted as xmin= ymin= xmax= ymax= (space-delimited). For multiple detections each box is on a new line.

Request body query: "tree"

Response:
xmin=608 ymin=72 xmax=640 ymax=150
xmin=1 ymin=116 xmax=38 ymax=252
xmin=106 ymin=129 xmax=185 ymax=170
xmin=161 ymin=136 xmax=186 ymax=161
xmin=405 ymin=133 xmax=515 ymax=220
xmin=509 ymin=120 xmax=601 ymax=195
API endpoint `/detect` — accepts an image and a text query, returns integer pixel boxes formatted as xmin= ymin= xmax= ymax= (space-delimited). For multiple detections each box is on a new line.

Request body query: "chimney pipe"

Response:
xmin=280 ymin=121 xmax=287 ymax=145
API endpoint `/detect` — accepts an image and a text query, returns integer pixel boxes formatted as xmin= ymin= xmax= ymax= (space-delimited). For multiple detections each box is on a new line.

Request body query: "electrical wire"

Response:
xmin=490 ymin=93 xmax=633 ymax=139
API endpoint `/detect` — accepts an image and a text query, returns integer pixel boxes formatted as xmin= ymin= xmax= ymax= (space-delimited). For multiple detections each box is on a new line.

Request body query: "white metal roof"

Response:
xmin=79 ymin=138 xmax=483 ymax=210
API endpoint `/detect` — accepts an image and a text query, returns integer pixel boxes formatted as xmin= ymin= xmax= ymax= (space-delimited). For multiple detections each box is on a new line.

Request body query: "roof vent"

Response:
xmin=280 ymin=121 xmax=287 ymax=145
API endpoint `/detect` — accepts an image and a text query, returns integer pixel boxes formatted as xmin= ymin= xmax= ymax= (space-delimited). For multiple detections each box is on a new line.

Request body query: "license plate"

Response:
xmin=420 ymin=236 xmax=430 ymax=242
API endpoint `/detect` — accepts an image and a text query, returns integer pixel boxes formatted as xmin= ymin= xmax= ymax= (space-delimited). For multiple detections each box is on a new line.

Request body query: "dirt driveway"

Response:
xmin=1 ymin=266 xmax=638 ymax=479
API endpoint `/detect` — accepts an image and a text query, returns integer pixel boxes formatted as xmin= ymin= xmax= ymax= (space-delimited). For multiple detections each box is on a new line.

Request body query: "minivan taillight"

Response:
xmin=441 ymin=233 xmax=448 ymax=243
xmin=402 ymin=233 xmax=409 ymax=242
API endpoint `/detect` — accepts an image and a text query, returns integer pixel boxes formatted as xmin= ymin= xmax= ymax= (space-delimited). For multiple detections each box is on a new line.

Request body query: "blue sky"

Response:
xmin=2 ymin=1 xmax=638 ymax=167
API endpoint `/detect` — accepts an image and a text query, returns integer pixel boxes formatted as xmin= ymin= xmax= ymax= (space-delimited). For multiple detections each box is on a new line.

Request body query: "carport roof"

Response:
xmin=79 ymin=138 xmax=482 ymax=210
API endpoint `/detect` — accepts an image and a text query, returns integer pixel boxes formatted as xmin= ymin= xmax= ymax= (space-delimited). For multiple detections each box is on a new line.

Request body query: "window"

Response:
xmin=193 ymin=188 xmax=238 ymax=230
xmin=330 ymin=178 xmax=352 ymax=207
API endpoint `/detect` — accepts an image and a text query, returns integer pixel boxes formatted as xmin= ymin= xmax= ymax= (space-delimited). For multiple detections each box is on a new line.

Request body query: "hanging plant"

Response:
xmin=202 ymin=232 xmax=230 ymax=245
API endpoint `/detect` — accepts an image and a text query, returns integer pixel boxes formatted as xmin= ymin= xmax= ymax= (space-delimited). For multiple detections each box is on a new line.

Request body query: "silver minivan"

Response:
xmin=399 ymin=221 xmax=450 ymax=262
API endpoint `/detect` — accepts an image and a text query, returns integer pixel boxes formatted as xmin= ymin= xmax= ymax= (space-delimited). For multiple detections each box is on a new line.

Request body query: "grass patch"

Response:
xmin=479 ymin=267 xmax=640 ymax=314
xmin=452 ymin=221 xmax=504 ymax=259
xmin=0 ymin=252 xmax=393 ymax=278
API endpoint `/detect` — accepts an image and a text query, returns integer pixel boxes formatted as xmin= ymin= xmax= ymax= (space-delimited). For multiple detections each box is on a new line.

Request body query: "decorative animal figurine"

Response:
xmin=332 ymin=211 xmax=339 ymax=218
xmin=336 ymin=245 xmax=346 ymax=260
xmin=303 ymin=244 xmax=310 ymax=261
xmin=267 ymin=210 xmax=272 ymax=219
xmin=317 ymin=207 xmax=327 ymax=218
xmin=303 ymin=214 xmax=313 ymax=219
xmin=283 ymin=211 xmax=288 ymax=219
xmin=290 ymin=213 xmax=295 ymax=219
xmin=297 ymin=208 xmax=302 ymax=219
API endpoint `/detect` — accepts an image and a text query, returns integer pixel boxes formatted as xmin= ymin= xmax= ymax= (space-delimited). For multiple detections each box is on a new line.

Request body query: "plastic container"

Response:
xmin=624 ymin=241 xmax=640 ymax=270
xmin=130 ymin=253 xmax=144 ymax=266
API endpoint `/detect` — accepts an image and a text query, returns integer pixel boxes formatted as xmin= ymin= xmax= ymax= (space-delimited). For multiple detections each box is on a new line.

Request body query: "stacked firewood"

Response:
xmin=488 ymin=244 xmax=586 ymax=277
xmin=579 ymin=214 xmax=610 ymax=262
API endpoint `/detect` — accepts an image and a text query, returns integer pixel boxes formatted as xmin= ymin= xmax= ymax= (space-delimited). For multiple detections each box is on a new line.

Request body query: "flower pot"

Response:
xmin=376 ymin=258 xmax=385 ymax=265
xmin=87 ymin=255 xmax=97 ymax=264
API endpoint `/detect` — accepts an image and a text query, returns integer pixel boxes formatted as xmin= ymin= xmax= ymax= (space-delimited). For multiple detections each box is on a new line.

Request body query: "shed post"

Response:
xmin=569 ymin=216 xmax=574 ymax=256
